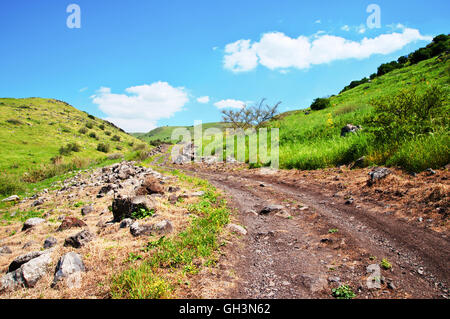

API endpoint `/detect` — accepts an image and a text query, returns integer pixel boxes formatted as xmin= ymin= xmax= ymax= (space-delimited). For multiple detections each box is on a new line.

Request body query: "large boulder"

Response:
xmin=130 ymin=220 xmax=173 ymax=237
xmin=1 ymin=252 xmax=52 ymax=291
xmin=22 ymin=217 xmax=45 ymax=231
xmin=81 ymin=205 xmax=94 ymax=216
xmin=112 ymin=195 xmax=155 ymax=222
xmin=64 ymin=230 xmax=94 ymax=248
xmin=43 ymin=237 xmax=57 ymax=249
xmin=52 ymin=252 xmax=85 ymax=289
xmin=8 ymin=250 xmax=49 ymax=272
xmin=0 ymin=246 xmax=12 ymax=255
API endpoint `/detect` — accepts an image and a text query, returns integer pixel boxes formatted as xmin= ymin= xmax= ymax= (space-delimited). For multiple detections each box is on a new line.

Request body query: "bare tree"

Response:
xmin=221 ymin=99 xmax=281 ymax=130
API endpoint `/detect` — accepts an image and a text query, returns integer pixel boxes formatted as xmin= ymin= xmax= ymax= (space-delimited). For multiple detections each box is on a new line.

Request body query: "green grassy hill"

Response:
xmin=268 ymin=54 xmax=450 ymax=171
xmin=0 ymin=98 xmax=146 ymax=196
xmin=133 ymin=122 xmax=232 ymax=144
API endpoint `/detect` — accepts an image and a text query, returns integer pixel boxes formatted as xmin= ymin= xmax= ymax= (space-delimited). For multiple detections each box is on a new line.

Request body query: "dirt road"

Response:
xmin=171 ymin=161 xmax=449 ymax=299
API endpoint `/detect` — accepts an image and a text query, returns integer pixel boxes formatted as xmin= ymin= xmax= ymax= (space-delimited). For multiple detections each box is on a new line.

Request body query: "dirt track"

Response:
xmin=170 ymin=161 xmax=449 ymax=299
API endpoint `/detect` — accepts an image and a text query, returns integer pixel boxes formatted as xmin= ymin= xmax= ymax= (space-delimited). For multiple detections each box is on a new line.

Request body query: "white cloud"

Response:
xmin=358 ymin=25 xmax=367 ymax=34
xmin=213 ymin=99 xmax=246 ymax=109
xmin=197 ymin=96 xmax=210 ymax=103
xmin=341 ymin=25 xmax=350 ymax=32
xmin=79 ymin=87 xmax=88 ymax=92
xmin=223 ymin=27 xmax=431 ymax=72
xmin=315 ymin=20 xmax=321 ymax=24
xmin=91 ymin=81 xmax=189 ymax=132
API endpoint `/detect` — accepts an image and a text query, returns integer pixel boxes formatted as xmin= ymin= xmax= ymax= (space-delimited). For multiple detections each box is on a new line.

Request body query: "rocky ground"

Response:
xmin=1 ymin=144 xmax=448 ymax=299
xmin=0 ymin=161 xmax=235 ymax=298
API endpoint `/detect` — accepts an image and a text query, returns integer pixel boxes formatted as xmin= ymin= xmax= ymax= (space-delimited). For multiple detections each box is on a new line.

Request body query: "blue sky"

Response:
xmin=0 ymin=0 xmax=448 ymax=132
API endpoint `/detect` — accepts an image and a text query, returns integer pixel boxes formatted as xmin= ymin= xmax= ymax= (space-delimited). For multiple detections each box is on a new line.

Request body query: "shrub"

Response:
xmin=6 ymin=118 xmax=22 ymax=125
xmin=78 ymin=127 xmax=88 ymax=134
xmin=105 ymin=131 xmax=111 ymax=136
xmin=410 ymin=48 xmax=432 ymax=65
xmin=310 ymin=97 xmax=331 ymax=111
xmin=59 ymin=143 xmax=81 ymax=155
xmin=88 ymin=114 xmax=95 ymax=120
xmin=99 ymin=124 xmax=105 ymax=130
xmin=368 ymin=85 xmax=447 ymax=143
xmin=111 ymin=135 xmax=121 ymax=142
xmin=0 ymin=173 xmax=25 ymax=196
xmin=97 ymin=143 xmax=110 ymax=153
xmin=133 ymin=143 xmax=148 ymax=151
xmin=85 ymin=122 xmax=94 ymax=129
xmin=332 ymin=285 xmax=356 ymax=299
xmin=88 ymin=132 xmax=97 ymax=139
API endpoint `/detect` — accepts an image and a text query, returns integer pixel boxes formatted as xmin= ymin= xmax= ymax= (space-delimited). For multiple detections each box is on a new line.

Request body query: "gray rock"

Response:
xmin=52 ymin=252 xmax=85 ymax=289
xmin=119 ymin=218 xmax=133 ymax=229
xmin=368 ymin=167 xmax=392 ymax=185
xmin=0 ymin=246 xmax=12 ymax=255
xmin=1 ymin=252 xmax=52 ymax=291
xmin=2 ymin=195 xmax=19 ymax=202
xmin=30 ymin=199 xmax=44 ymax=207
xmin=153 ymin=220 xmax=173 ymax=235
xmin=426 ymin=168 xmax=436 ymax=175
xmin=64 ymin=230 xmax=94 ymax=248
xmin=81 ymin=205 xmax=93 ymax=216
xmin=341 ymin=124 xmax=362 ymax=137
xmin=9 ymin=250 xmax=48 ymax=272
xmin=259 ymin=205 xmax=284 ymax=215
xmin=43 ymin=237 xmax=57 ymax=249
xmin=22 ymin=217 xmax=45 ymax=231
xmin=22 ymin=241 xmax=38 ymax=249
xmin=130 ymin=221 xmax=153 ymax=237
xmin=328 ymin=276 xmax=341 ymax=283
xmin=227 ymin=223 xmax=247 ymax=235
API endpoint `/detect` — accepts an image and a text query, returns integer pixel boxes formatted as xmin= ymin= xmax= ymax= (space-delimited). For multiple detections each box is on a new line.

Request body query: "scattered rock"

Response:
xmin=227 ymin=223 xmax=247 ymax=235
xmin=119 ymin=218 xmax=133 ymax=229
xmin=22 ymin=241 xmax=38 ymax=249
xmin=43 ymin=237 xmax=57 ymax=249
xmin=259 ymin=205 xmax=284 ymax=215
xmin=136 ymin=176 xmax=165 ymax=195
xmin=153 ymin=220 xmax=173 ymax=235
xmin=426 ymin=168 xmax=436 ymax=175
xmin=299 ymin=275 xmax=328 ymax=293
xmin=57 ymin=217 xmax=87 ymax=231
xmin=130 ymin=221 xmax=154 ymax=237
xmin=81 ymin=205 xmax=94 ymax=216
xmin=30 ymin=199 xmax=44 ymax=207
xmin=22 ymin=217 xmax=45 ymax=231
xmin=345 ymin=198 xmax=354 ymax=205
xmin=275 ymin=210 xmax=292 ymax=219
xmin=2 ymin=195 xmax=19 ymax=202
xmin=52 ymin=252 xmax=85 ymax=289
xmin=328 ymin=276 xmax=341 ymax=283
xmin=341 ymin=124 xmax=362 ymax=137
xmin=168 ymin=194 xmax=179 ymax=204
xmin=64 ymin=230 xmax=94 ymax=248
xmin=367 ymin=167 xmax=391 ymax=186
xmin=0 ymin=246 xmax=12 ymax=255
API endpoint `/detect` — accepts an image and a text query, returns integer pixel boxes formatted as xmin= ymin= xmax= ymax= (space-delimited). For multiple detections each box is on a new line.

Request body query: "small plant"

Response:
xmin=99 ymin=124 xmax=105 ymax=130
xmin=85 ymin=122 xmax=94 ymax=129
xmin=89 ymin=132 xmax=97 ymax=139
xmin=59 ymin=143 xmax=81 ymax=155
xmin=78 ymin=127 xmax=88 ymax=134
xmin=332 ymin=285 xmax=356 ymax=299
xmin=132 ymin=207 xmax=155 ymax=219
xmin=125 ymin=252 xmax=143 ymax=263
xmin=105 ymin=131 xmax=111 ymax=136
xmin=111 ymin=135 xmax=121 ymax=142
xmin=74 ymin=201 xmax=85 ymax=208
xmin=380 ymin=258 xmax=392 ymax=270
xmin=328 ymin=228 xmax=339 ymax=234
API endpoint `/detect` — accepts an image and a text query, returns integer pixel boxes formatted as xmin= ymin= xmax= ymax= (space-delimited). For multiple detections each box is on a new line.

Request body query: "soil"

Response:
xmin=170 ymin=159 xmax=449 ymax=299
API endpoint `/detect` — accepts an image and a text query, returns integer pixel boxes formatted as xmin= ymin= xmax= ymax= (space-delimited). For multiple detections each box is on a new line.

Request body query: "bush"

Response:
xmin=78 ymin=127 xmax=88 ymax=134
xmin=310 ymin=97 xmax=331 ymax=111
xmin=6 ymin=118 xmax=22 ymax=125
xmin=88 ymin=114 xmax=95 ymax=120
xmin=0 ymin=173 xmax=25 ymax=196
xmin=97 ymin=143 xmax=110 ymax=153
xmin=85 ymin=122 xmax=94 ymax=129
xmin=111 ymin=135 xmax=121 ymax=142
xmin=368 ymin=85 xmax=447 ymax=143
xmin=88 ymin=132 xmax=97 ymax=139
xmin=59 ymin=143 xmax=81 ymax=155
xmin=410 ymin=48 xmax=432 ymax=65
xmin=105 ymin=131 xmax=111 ymax=136
xmin=99 ymin=124 xmax=105 ymax=130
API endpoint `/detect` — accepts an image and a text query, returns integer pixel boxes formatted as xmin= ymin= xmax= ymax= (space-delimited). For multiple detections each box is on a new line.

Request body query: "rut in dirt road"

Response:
xmin=181 ymin=168 xmax=449 ymax=299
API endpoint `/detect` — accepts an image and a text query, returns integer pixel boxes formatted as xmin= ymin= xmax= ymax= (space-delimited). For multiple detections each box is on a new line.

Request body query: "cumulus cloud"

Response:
xmin=224 ymin=27 xmax=431 ymax=72
xmin=213 ymin=99 xmax=246 ymax=109
xmin=197 ymin=96 xmax=210 ymax=103
xmin=91 ymin=81 xmax=189 ymax=132
xmin=341 ymin=25 xmax=350 ymax=32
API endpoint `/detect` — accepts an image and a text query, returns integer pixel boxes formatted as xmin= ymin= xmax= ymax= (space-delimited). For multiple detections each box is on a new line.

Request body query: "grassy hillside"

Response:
xmin=202 ymin=54 xmax=449 ymax=172
xmin=133 ymin=122 xmax=232 ymax=144
xmin=0 ymin=98 xmax=147 ymax=196
xmin=269 ymin=54 xmax=449 ymax=172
